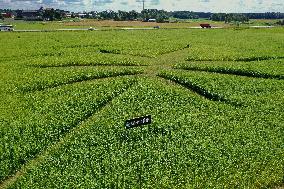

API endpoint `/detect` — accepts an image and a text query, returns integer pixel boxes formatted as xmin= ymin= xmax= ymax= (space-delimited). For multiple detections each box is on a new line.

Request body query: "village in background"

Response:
xmin=0 ymin=6 xmax=284 ymax=32
xmin=1 ymin=7 xmax=284 ymax=23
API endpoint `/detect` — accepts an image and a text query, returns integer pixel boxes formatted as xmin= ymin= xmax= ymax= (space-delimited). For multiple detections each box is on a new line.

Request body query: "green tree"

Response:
xmin=276 ymin=19 xmax=284 ymax=25
xmin=99 ymin=10 xmax=117 ymax=20
xmin=172 ymin=11 xmax=198 ymax=19
xmin=211 ymin=13 xmax=226 ymax=21
xmin=141 ymin=9 xmax=169 ymax=22
xmin=156 ymin=10 xmax=169 ymax=23
xmin=211 ymin=13 xmax=248 ymax=23
xmin=128 ymin=10 xmax=138 ymax=20
xmin=43 ymin=8 xmax=63 ymax=21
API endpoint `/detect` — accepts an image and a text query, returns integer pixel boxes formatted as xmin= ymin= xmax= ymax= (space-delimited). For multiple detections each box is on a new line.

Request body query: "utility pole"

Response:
xmin=142 ymin=0 xmax=145 ymax=11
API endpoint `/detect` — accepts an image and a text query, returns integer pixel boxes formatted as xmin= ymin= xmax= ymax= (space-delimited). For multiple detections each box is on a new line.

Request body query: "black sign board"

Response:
xmin=125 ymin=115 xmax=151 ymax=129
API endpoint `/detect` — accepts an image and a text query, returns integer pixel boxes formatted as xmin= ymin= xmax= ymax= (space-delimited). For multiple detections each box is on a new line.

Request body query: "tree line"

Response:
xmin=90 ymin=9 xmax=169 ymax=22
xmin=1 ymin=8 xmax=284 ymax=23
xmin=210 ymin=12 xmax=284 ymax=22
xmin=276 ymin=20 xmax=284 ymax=25
xmin=210 ymin=13 xmax=249 ymax=23
xmin=94 ymin=10 xmax=284 ymax=21
xmin=80 ymin=10 xmax=251 ymax=23
xmin=42 ymin=8 xmax=64 ymax=21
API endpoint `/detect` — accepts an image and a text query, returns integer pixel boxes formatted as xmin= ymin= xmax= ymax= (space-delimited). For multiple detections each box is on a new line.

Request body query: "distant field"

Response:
xmin=0 ymin=26 xmax=283 ymax=188
xmin=1 ymin=19 xmax=239 ymax=30
xmin=249 ymin=19 xmax=281 ymax=26
xmin=2 ymin=18 xmax=282 ymax=30
xmin=62 ymin=19 xmax=226 ymax=28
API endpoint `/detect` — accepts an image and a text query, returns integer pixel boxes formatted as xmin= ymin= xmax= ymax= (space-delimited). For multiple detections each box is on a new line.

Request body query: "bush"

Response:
xmin=276 ymin=20 xmax=284 ymax=25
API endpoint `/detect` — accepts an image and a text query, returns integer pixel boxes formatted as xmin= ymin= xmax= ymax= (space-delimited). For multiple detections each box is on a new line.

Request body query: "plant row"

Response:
xmin=187 ymin=55 xmax=284 ymax=62
xmin=1 ymin=30 xmax=193 ymax=61
xmin=16 ymin=67 xmax=143 ymax=92
xmin=158 ymin=69 xmax=284 ymax=110
xmin=175 ymin=60 xmax=284 ymax=79
xmin=7 ymin=77 xmax=284 ymax=189
xmin=158 ymin=71 xmax=228 ymax=103
xmin=0 ymin=77 xmax=136 ymax=182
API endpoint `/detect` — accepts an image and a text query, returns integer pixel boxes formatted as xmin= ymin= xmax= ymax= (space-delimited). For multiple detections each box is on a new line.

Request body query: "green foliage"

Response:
xmin=0 ymin=27 xmax=284 ymax=189
xmin=158 ymin=72 xmax=228 ymax=103
xmin=175 ymin=60 xmax=284 ymax=79
xmin=276 ymin=19 xmax=284 ymax=25
xmin=16 ymin=67 xmax=143 ymax=92
xmin=171 ymin=11 xmax=199 ymax=19
xmin=158 ymin=69 xmax=284 ymax=109
xmin=142 ymin=9 xmax=169 ymax=22
xmin=114 ymin=10 xmax=139 ymax=21
xmin=185 ymin=29 xmax=284 ymax=61
xmin=43 ymin=8 xmax=63 ymax=21
xmin=211 ymin=13 xmax=249 ymax=23
xmin=0 ymin=30 xmax=190 ymax=60
xmin=0 ymin=77 xmax=136 ymax=182
xmin=8 ymin=78 xmax=284 ymax=189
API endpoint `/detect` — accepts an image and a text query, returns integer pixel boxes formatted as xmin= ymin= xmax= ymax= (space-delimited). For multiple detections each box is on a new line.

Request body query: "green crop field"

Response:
xmin=0 ymin=27 xmax=283 ymax=188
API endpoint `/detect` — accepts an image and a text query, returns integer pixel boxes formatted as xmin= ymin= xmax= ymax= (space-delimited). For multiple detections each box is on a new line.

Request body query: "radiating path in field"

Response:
xmin=0 ymin=45 xmax=191 ymax=189
xmin=1 ymin=29 xmax=283 ymax=189
xmin=1 ymin=43 xmax=281 ymax=187
xmin=1 ymin=46 xmax=222 ymax=189
xmin=31 ymin=64 xmax=147 ymax=68
xmin=175 ymin=67 xmax=284 ymax=80
xmin=0 ymin=79 xmax=137 ymax=189
xmin=187 ymin=55 xmax=284 ymax=62
xmin=158 ymin=74 xmax=229 ymax=103
xmin=19 ymin=72 xmax=142 ymax=93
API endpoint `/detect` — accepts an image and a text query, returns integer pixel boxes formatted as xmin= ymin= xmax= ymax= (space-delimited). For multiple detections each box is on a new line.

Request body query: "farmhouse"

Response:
xmin=1 ymin=12 xmax=14 ymax=19
xmin=16 ymin=8 xmax=44 ymax=21
xmin=0 ymin=25 xmax=14 ymax=31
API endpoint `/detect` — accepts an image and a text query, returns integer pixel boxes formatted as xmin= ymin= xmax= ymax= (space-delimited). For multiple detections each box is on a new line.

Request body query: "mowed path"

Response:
xmin=0 ymin=46 xmax=192 ymax=189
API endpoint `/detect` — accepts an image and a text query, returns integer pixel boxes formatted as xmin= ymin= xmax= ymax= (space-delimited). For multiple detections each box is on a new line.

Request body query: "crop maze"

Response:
xmin=1 ymin=32 xmax=284 ymax=188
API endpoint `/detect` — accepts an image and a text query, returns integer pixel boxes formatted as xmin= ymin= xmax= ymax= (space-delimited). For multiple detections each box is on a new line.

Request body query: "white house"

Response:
xmin=148 ymin=18 xmax=156 ymax=22
xmin=0 ymin=25 xmax=14 ymax=31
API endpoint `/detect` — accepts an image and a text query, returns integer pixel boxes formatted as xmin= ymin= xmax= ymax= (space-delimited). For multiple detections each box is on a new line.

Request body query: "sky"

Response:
xmin=0 ymin=0 xmax=283 ymax=13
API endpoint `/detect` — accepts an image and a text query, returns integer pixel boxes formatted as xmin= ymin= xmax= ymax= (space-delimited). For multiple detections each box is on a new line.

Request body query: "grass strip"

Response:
xmin=158 ymin=72 xmax=229 ymax=103
xmin=17 ymin=69 xmax=142 ymax=93
xmin=0 ymin=77 xmax=136 ymax=184
xmin=175 ymin=65 xmax=284 ymax=80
